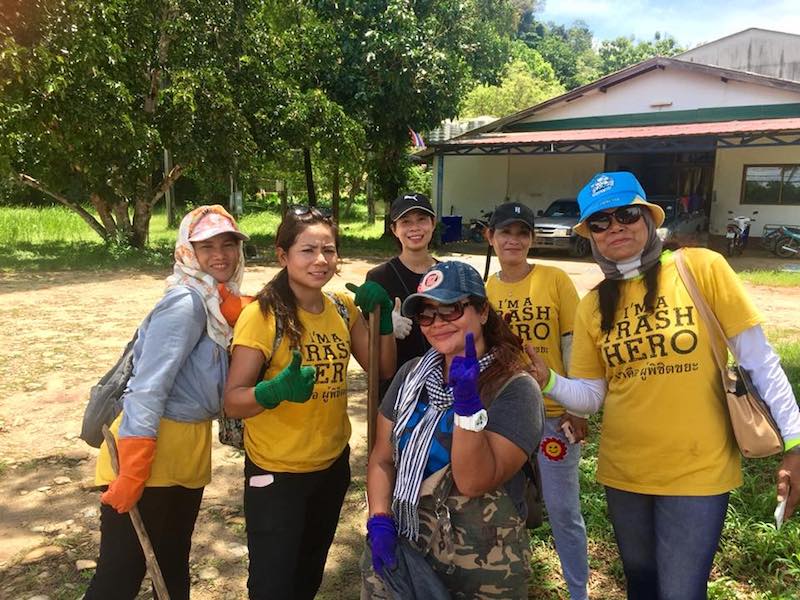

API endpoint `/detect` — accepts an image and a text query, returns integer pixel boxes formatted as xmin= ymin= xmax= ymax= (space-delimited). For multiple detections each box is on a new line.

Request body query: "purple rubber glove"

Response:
xmin=449 ymin=332 xmax=483 ymax=416
xmin=367 ymin=514 xmax=398 ymax=577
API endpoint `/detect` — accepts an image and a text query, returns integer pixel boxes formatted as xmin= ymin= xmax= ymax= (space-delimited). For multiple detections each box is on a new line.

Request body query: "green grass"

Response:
xmin=738 ymin=270 xmax=800 ymax=287
xmin=0 ymin=204 xmax=395 ymax=271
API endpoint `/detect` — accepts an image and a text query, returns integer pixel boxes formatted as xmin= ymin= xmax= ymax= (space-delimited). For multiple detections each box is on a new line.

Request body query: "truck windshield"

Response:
xmin=544 ymin=201 xmax=580 ymax=218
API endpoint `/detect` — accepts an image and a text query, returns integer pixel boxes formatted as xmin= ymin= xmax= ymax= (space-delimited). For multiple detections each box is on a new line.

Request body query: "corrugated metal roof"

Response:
xmin=440 ymin=117 xmax=800 ymax=147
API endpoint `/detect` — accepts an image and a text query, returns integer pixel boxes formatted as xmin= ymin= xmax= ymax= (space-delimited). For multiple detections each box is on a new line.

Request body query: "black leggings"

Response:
xmin=244 ymin=446 xmax=351 ymax=600
xmin=84 ymin=486 xmax=203 ymax=600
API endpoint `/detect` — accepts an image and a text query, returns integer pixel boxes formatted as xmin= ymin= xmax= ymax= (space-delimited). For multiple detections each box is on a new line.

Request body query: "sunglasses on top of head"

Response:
xmin=585 ymin=205 xmax=644 ymax=233
xmin=414 ymin=300 xmax=475 ymax=326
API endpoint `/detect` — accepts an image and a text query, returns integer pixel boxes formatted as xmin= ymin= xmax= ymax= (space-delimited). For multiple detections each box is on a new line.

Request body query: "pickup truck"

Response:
xmin=532 ymin=199 xmax=590 ymax=257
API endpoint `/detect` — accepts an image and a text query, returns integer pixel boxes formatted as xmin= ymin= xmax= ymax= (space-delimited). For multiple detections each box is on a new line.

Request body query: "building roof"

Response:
xmin=449 ymin=57 xmax=800 ymax=141
xmin=421 ymin=117 xmax=800 ymax=156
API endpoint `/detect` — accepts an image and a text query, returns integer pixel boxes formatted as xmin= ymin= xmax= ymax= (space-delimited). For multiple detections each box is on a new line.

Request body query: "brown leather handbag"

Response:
xmin=674 ymin=250 xmax=783 ymax=458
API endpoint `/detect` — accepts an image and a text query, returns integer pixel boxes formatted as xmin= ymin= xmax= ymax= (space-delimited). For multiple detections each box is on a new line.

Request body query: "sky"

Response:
xmin=536 ymin=0 xmax=800 ymax=48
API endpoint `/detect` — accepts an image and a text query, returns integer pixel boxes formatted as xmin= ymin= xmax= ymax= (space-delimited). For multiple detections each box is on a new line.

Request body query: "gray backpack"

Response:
xmin=80 ymin=329 xmax=138 ymax=448
xmin=217 ymin=292 xmax=350 ymax=449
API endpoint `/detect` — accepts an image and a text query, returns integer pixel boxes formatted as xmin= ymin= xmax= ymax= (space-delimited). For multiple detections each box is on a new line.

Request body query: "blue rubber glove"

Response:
xmin=449 ymin=333 xmax=483 ymax=416
xmin=345 ymin=281 xmax=394 ymax=335
xmin=366 ymin=513 xmax=398 ymax=577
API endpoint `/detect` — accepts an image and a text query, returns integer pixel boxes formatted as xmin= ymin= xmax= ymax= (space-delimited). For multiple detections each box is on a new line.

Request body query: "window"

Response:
xmin=742 ymin=165 xmax=800 ymax=205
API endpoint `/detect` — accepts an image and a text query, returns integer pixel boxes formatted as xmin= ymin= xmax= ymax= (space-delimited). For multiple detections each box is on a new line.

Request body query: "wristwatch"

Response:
xmin=454 ymin=409 xmax=488 ymax=432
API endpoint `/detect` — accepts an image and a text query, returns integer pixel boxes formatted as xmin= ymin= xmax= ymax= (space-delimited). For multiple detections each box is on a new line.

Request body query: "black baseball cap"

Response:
xmin=489 ymin=202 xmax=535 ymax=229
xmin=390 ymin=192 xmax=435 ymax=222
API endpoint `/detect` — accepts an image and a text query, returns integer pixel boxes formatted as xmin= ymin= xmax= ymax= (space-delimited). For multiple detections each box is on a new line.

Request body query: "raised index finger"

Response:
xmin=464 ymin=332 xmax=477 ymax=360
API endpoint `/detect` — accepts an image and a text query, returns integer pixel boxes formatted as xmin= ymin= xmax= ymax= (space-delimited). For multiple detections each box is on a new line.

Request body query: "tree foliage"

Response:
xmin=460 ymin=42 xmax=564 ymax=118
xmin=313 ymin=0 xmax=517 ymax=209
xmin=598 ymin=33 xmax=685 ymax=76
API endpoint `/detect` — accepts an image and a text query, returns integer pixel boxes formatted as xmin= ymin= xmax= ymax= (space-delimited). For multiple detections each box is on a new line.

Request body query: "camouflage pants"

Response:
xmin=361 ymin=467 xmax=531 ymax=599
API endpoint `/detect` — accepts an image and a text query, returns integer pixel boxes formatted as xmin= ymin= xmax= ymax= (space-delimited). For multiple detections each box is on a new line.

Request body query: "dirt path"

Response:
xmin=1 ymin=253 xmax=798 ymax=599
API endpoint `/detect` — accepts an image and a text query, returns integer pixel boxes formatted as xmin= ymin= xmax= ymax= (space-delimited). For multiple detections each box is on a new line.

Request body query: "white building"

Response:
xmin=423 ymin=28 xmax=800 ymax=238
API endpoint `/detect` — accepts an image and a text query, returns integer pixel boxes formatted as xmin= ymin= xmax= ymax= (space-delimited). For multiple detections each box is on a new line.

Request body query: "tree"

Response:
xmin=521 ymin=20 xmax=599 ymax=90
xmin=313 ymin=0 xmax=518 ymax=221
xmin=460 ymin=43 xmax=565 ymax=118
xmin=598 ymin=33 xmax=684 ymax=76
xmin=0 ymin=0 xmax=262 ymax=247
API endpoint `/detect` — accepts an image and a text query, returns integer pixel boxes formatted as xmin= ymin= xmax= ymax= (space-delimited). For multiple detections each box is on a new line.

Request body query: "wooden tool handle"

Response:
xmin=367 ymin=307 xmax=380 ymax=453
xmin=102 ymin=426 xmax=171 ymax=600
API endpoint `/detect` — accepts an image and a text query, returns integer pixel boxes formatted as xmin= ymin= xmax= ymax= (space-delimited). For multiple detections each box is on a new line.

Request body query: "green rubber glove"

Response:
xmin=254 ymin=350 xmax=316 ymax=409
xmin=345 ymin=281 xmax=393 ymax=335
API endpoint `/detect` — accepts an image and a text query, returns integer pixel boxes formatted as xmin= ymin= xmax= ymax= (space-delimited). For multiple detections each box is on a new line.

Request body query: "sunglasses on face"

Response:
xmin=414 ymin=301 xmax=473 ymax=326
xmin=585 ymin=205 xmax=644 ymax=233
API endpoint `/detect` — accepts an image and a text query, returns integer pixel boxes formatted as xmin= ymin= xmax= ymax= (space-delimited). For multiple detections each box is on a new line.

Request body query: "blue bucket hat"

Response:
xmin=401 ymin=261 xmax=486 ymax=317
xmin=574 ymin=172 xmax=665 ymax=238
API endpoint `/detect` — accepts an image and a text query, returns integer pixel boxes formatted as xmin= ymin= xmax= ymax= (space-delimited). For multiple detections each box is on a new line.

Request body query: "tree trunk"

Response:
xmin=89 ymin=193 xmax=118 ymax=236
xmin=345 ymin=169 xmax=363 ymax=217
xmin=366 ymin=172 xmax=375 ymax=225
xmin=331 ymin=156 xmax=340 ymax=224
xmin=131 ymin=197 xmax=152 ymax=249
xmin=17 ymin=173 xmax=109 ymax=241
xmin=303 ymin=147 xmax=316 ymax=207
xmin=376 ymin=143 xmax=404 ymax=236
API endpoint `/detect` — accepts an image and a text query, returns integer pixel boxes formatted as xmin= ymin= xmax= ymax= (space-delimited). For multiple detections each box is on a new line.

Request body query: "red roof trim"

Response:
xmin=444 ymin=117 xmax=800 ymax=146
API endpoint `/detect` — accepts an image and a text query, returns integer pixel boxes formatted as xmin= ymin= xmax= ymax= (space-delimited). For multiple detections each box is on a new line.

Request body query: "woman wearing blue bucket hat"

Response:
xmin=526 ymin=172 xmax=800 ymax=599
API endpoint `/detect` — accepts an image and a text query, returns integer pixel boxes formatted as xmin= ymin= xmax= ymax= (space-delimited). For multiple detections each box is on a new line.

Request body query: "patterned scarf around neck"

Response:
xmin=391 ymin=347 xmax=494 ymax=540
xmin=589 ymin=209 xmax=663 ymax=280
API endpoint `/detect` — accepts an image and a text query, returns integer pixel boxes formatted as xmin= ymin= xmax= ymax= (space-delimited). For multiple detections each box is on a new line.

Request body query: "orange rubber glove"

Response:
xmin=101 ymin=437 xmax=157 ymax=513
xmin=218 ymin=283 xmax=255 ymax=326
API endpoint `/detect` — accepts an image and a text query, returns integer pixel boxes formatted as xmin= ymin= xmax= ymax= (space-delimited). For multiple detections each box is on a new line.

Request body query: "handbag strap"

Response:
xmin=673 ymin=250 xmax=734 ymax=389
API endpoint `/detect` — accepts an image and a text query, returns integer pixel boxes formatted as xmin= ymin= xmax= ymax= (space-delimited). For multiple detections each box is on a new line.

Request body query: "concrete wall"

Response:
xmin=680 ymin=29 xmax=800 ymax=83
xmin=434 ymin=155 xmax=508 ymax=219
xmin=517 ymin=67 xmax=800 ymax=123
xmin=711 ymin=141 xmax=800 ymax=236
xmin=433 ymin=154 xmax=605 ymax=218
xmin=506 ymin=154 xmax=605 ymax=211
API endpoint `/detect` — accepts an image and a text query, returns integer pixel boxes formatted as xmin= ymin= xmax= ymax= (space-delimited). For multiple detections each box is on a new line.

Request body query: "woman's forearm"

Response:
xmin=450 ymin=429 xmax=500 ymax=496
xmin=366 ymin=457 xmax=396 ymax=516
xmin=547 ymin=375 xmax=606 ymax=414
xmin=222 ymin=386 xmax=264 ymax=419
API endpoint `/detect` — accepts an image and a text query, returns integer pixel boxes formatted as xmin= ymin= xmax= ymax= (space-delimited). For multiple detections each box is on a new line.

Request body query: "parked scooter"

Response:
xmin=468 ymin=209 xmax=493 ymax=242
xmin=726 ymin=210 xmax=758 ymax=256
xmin=773 ymin=225 xmax=800 ymax=258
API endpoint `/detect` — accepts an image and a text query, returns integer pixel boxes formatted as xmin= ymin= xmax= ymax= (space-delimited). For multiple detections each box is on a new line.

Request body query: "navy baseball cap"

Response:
xmin=390 ymin=192 xmax=435 ymax=222
xmin=489 ymin=202 xmax=535 ymax=229
xmin=574 ymin=172 xmax=664 ymax=238
xmin=401 ymin=261 xmax=486 ymax=317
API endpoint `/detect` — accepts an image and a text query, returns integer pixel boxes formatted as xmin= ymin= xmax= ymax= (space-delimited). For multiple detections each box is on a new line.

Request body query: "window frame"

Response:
xmin=740 ymin=164 xmax=800 ymax=206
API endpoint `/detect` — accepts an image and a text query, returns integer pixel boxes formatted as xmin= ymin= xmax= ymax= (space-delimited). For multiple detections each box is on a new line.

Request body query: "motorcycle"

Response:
xmin=773 ymin=225 xmax=800 ymax=258
xmin=726 ymin=210 xmax=758 ymax=256
xmin=468 ymin=209 xmax=493 ymax=242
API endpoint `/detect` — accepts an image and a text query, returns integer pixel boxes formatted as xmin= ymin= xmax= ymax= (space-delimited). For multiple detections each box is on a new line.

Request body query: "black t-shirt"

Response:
xmin=366 ymin=257 xmax=432 ymax=395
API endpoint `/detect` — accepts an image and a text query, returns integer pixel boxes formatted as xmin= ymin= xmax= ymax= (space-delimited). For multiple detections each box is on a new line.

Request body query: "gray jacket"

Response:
xmin=119 ymin=286 xmax=228 ymax=439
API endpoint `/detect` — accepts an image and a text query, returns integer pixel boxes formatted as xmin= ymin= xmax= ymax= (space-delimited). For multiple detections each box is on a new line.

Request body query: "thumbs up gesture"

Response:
xmin=391 ymin=297 xmax=412 ymax=340
xmin=449 ymin=333 xmax=483 ymax=416
xmin=254 ymin=350 xmax=316 ymax=410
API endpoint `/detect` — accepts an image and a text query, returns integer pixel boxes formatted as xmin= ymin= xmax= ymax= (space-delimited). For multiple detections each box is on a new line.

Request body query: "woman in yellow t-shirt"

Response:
xmin=485 ymin=202 xmax=588 ymax=600
xmin=527 ymin=172 xmax=800 ymax=600
xmin=224 ymin=207 xmax=396 ymax=600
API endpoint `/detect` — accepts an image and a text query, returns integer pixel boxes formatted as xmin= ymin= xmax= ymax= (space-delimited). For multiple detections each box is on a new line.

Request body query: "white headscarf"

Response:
xmin=165 ymin=205 xmax=246 ymax=347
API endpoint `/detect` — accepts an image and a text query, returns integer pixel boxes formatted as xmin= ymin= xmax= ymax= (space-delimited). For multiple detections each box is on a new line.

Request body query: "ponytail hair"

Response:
xmin=476 ymin=300 xmax=526 ymax=403
xmin=596 ymin=261 xmax=661 ymax=333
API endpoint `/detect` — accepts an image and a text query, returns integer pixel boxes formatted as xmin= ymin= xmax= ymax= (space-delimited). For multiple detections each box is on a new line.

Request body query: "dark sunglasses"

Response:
xmin=414 ymin=301 xmax=473 ymax=327
xmin=585 ymin=205 xmax=643 ymax=233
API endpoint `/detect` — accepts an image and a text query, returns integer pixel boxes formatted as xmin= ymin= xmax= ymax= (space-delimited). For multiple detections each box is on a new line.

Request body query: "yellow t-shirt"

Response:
xmin=570 ymin=248 xmax=762 ymax=495
xmin=232 ymin=292 xmax=358 ymax=473
xmin=95 ymin=414 xmax=211 ymax=488
xmin=486 ymin=264 xmax=579 ymax=417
